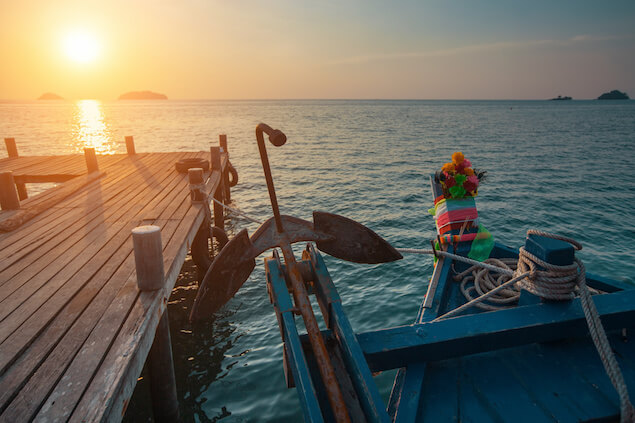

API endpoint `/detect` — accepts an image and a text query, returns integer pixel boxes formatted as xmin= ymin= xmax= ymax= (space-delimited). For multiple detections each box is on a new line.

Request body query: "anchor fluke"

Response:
xmin=189 ymin=229 xmax=256 ymax=321
xmin=313 ymin=211 xmax=403 ymax=264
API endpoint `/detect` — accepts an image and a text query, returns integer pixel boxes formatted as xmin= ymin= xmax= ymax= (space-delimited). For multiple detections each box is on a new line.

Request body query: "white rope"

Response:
xmin=211 ymin=198 xmax=264 ymax=225
xmin=399 ymin=231 xmax=634 ymax=421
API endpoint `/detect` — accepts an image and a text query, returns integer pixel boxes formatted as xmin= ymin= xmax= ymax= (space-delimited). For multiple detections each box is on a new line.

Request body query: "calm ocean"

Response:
xmin=1 ymin=99 xmax=634 ymax=422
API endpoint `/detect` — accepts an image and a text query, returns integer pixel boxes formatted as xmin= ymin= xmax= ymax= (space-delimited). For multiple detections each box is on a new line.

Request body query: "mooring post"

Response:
xmin=4 ymin=137 xmax=18 ymax=158
xmin=188 ymin=167 xmax=206 ymax=203
xmin=84 ymin=148 xmax=99 ymax=173
xmin=131 ymin=225 xmax=180 ymax=422
xmin=210 ymin=146 xmax=224 ymax=230
xmin=0 ymin=171 xmax=20 ymax=210
xmin=518 ymin=233 xmax=575 ymax=305
xmin=125 ymin=136 xmax=136 ymax=155
xmin=219 ymin=134 xmax=231 ymax=202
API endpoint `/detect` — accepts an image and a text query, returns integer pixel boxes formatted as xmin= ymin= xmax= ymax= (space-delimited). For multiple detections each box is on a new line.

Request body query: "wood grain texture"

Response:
xmin=0 ymin=149 xmax=231 ymax=422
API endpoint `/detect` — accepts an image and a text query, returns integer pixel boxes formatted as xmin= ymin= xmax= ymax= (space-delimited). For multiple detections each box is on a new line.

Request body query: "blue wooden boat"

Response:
xmin=192 ymin=124 xmax=635 ymax=422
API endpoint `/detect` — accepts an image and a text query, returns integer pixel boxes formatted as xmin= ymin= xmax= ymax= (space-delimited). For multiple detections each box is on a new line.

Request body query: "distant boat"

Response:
xmin=598 ymin=90 xmax=629 ymax=100
xmin=550 ymin=95 xmax=572 ymax=101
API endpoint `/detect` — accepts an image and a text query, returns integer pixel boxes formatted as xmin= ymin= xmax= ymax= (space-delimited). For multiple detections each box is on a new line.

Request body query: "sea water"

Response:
xmin=1 ymin=99 xmax=634 ymax=422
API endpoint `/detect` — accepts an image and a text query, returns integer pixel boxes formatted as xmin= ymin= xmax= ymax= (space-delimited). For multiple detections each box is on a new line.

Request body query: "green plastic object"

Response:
xmin=468 ymin=225 xmax=494 ymax=262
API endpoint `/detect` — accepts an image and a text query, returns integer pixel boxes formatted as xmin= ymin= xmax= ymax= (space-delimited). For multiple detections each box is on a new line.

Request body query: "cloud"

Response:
xmin=329 ymin=34 xmax=627 ymax=65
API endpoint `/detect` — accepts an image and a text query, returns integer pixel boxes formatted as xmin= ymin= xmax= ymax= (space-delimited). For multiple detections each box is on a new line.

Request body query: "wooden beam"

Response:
xmin=356 ymin=289 xmax=635 ymax=372
xmin=84 ymin=148 xmax=99 ymax=173
xmin=125 ymin=136 xmax=136 ymax=155
xmin=0 ymin=171 xmax=20 ymax=210
xmin=4 ymin=138 xmax=18 ymax=158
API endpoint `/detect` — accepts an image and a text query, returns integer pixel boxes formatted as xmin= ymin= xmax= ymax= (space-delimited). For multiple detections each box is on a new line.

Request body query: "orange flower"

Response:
xmin=452 ymin=151 xmax=465 ymax=164
xmin=441 ymin=162 xmax=455 ymax=173
xmin=464 ymin=167 xmax=474 ymax=176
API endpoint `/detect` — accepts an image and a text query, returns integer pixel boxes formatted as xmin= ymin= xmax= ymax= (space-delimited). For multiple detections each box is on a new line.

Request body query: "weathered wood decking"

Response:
xmin=0 ymin=149 xmax=228 ymax=422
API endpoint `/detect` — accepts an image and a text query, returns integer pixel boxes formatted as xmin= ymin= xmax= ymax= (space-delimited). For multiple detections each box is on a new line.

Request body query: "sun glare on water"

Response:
xmin=63 ymin=31 xmax=100 ymax=64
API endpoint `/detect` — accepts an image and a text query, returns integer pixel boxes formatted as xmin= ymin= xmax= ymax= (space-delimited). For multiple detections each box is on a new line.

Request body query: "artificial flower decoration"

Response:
xmin=435 ymin=152 xmax=485 ymax=199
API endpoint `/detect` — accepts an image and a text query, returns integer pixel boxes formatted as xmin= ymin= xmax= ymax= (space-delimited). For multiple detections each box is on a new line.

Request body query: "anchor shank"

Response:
xmin=256 ymin=124 xmax=284 ymax=233
xmin=278 ymin=241 xmax=351 ymax=423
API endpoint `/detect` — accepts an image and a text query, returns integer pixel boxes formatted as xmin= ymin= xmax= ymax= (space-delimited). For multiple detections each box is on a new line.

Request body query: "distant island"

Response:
xmin=38 ymin=92 xmax=63 ymax=100
xmin=597 ymin=90 xmax=629 ymax=100
xmin=550 ymin=95 xmax=572 ymax=101
xmin=118 ymin=91 xmax=167 ymax=100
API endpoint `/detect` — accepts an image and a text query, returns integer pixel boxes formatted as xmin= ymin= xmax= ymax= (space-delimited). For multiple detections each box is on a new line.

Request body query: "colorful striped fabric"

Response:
xmin=433 ymin=197 xmax=479 ymax=235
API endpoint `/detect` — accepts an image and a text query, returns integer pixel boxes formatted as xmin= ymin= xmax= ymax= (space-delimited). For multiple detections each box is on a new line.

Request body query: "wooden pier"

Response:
xmin=0 ymin=137 xmax=233 ymax=422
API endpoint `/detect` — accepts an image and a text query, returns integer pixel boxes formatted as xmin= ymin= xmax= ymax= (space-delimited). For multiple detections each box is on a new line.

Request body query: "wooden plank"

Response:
xmin=0 ymin=150 xmax=228 ymax=422
xmin=68 ymin=162 xmax=220 ymax=422
xmin=0 ymin=153 xmax=161 ymax=263
xmin=0 ymin=156 xmax=197 ymax=414
xmin=0 ymin=152 xmax=179 ymax=275
xmin=0 ymin=171 xmax=106 ymax=232
xmin=0 ymin=153 xmax=207 ymax=416
xmin=357 ymin=289 xmax=635 ymax=372
xmin=0 ymin=153 xmax=187 ymax=333
xmin=307 ymin=247 xmax=390 ymax=423
xmin=0 ymin=153 xmax=193 ymax=350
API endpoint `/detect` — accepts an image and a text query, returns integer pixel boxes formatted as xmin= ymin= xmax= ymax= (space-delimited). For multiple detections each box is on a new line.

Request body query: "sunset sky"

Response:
xmin=1 ymin=0 xmax=634 ymax=100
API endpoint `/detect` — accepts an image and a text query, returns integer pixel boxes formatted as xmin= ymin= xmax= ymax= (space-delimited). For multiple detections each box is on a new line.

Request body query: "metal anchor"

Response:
xmin=190 ymin=123 xmax=402 ymax=422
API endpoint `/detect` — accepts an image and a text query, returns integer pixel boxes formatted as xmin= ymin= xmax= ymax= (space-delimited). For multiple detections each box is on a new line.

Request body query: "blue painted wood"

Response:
xmin=357 ymin=289 xmax=635 ymax=372
xmin=392 ymin=363 xmax=426 ymax=423
xmin=524 ymin=233 xmax=574 ymax=266
xmin=265 ymin=257 xmax=325 ymax=423
xmin=307 ymin=245 xmax=391 ymax=423
xmin=586 ymin=271 xmax=635 ymax=292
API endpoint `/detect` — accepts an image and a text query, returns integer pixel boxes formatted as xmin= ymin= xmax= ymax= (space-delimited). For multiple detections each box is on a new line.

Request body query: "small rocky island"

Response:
xmin=118 ymin=91 xmax=167 ymax=100
xmin=597 ymin=90 xmax=629 ymax=100
xmin=38 ymin=92 xmax=63 ymax=100
xmin=550 ymin=95 xmax=572 ymax=101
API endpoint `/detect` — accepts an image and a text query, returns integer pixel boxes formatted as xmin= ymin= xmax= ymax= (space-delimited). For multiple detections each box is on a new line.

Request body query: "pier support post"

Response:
xmin=84 ymin=148 xmax=99 ymax=173
xmin=131 ymin=225 xmax=180 ymax=422
xmin=4 ymin=138 xmax=18 ymax=158
xmin=4 ymin=138 xmax=27 ymax=199
xmin=219 ymin=134 xmax=231 ymax=202
xmin=125 ymin=136 xmax=136 ymax=155
xmin=188 ymin=167 xmax=206 ymax=203
xmin=0 ymin=171 xmax=20 ymax=210
xmin=210 ymin=146 xmax=224 ymax=230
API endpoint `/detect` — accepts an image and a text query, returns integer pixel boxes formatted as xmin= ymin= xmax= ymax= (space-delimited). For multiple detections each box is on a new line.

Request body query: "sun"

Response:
xmin=63 ymin=31 xmax=100 ymax=64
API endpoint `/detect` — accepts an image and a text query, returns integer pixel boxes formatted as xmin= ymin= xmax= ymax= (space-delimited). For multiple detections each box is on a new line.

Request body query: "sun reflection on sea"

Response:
xmin=72 ymin=100 xmax=116 ymax=153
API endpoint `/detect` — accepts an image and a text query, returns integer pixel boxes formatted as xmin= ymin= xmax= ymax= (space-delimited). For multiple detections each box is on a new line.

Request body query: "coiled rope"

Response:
xmin=398 ymin=230 xmax=634 ymax=422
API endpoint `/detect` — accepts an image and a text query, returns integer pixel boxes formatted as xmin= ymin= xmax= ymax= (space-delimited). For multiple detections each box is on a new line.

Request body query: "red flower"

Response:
xmin=463 ymin=180 xmax=477 ymax=193
xmin=444 ymin=176 xmax=456 ymax=188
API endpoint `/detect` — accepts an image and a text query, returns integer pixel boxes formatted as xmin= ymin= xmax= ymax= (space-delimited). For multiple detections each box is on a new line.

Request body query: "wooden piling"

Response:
xmin=210 ymin=146 xmax=224 ymax=230
xmin=132 ymin=226 xmax=164 ymax=292
xmin=131 ymin=225 xmax=180 ymax=422
xmin=4 ymin=138 xmax=18 ymax=158
xmin=219 ymin=134 xmax=231 ymax=202
xmin=148 ymin=312 xmax=180 ymax=423
xmin=188 ymin=167 xmax=206 ymax=203
xmin=0 ymin=171 xmax=20 ymax=210
xmin=125 ymin=136 xmax=136 ymax=155
xmin=84 ymin=148 xmax=99 ymax=173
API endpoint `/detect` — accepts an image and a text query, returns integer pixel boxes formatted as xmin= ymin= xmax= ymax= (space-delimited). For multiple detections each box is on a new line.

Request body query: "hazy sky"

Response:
xmin=1 ymin=0 xmax=634 ymax=100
